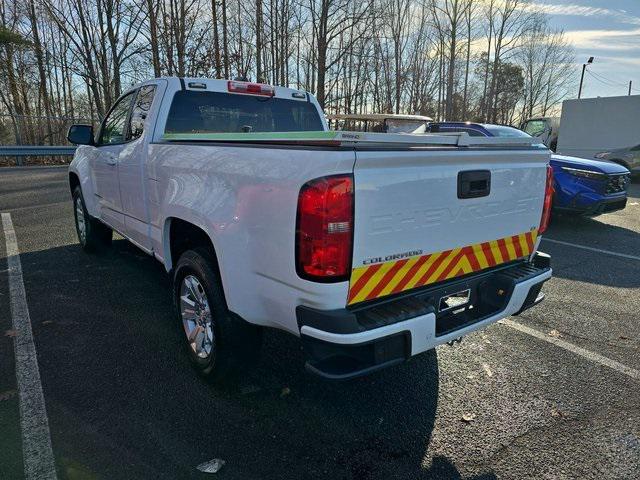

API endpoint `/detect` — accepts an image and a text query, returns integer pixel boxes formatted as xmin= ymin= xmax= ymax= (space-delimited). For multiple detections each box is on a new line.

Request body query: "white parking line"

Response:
xmin=502 ymin=319 xmax=640 ymax=381
xmin=542 ymin=237 xmax=640 ymax=261
xmin=1 ymin=213 xmax=58 ymax=480
xmin=9 ymin=200 xmax=69 ymax=213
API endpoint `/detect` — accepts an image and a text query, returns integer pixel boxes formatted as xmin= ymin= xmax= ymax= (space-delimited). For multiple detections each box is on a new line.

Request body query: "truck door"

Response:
xmin=92 ymin=91 xmax=136 ymax=233
xmin=118 ymin=84 xmax=158 ymax=251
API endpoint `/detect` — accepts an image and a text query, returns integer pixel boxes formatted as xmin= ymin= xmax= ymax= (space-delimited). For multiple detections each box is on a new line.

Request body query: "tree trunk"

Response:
xmin=462 ymin=6 xmax=471 ymax=120
xmin=147 ymin=0 xmax=161 ymax=76
xmin=221 ymin=0 xmax=230 ymax=78
xmin=316 ymin=42 xmax=327 ymax=108
xmin=27 ymin=0 xmax=54 ymax=144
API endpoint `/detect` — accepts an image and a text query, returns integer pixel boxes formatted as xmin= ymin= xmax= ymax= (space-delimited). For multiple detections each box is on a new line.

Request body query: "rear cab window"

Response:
xmin=164 ymin=90 xmax=323 ymax=134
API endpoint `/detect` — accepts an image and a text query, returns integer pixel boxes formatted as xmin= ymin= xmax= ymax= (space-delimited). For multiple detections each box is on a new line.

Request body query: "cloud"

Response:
xmin=563 ymin=27 xmax=640 ymax=51
xmin=596 ymin=54 xmax=640 ymax=68
xmin=526 ymin=2 xmax=640 ymax=26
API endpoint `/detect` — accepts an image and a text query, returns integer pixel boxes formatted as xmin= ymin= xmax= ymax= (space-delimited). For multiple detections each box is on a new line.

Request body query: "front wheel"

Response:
xmin=73 ymin=186 xmax=112 ymax=252
xmin=173 ymin=247 xmax=262 ymax=381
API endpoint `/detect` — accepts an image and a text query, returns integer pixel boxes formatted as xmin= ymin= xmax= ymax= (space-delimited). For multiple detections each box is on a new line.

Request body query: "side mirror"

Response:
xmin=67 ymin=124 xmax=94 ymax=146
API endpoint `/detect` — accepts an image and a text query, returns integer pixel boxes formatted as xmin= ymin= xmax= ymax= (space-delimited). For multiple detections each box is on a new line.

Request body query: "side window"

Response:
xmin=523 ymin=120 xmax=545 ymax=137
xmin=128 ymin=85 xmax=156 ymax=141
xmin=99 ymin=92 xmax=134 ymax=145
xmin=463 ymin=128 xmax=484 ymax=137
xmin=441 ymin=127 xmax=484 ymax=137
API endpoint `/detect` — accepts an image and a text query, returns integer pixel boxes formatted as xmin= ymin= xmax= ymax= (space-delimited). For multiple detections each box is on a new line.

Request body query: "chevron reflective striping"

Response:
xmin=347 ymin=229 xmax=538 ymax=305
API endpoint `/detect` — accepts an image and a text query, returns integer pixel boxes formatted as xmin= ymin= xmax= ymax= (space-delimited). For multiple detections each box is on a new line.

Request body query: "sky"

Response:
xmin=536 ymin=0 xmax=640 ymax=98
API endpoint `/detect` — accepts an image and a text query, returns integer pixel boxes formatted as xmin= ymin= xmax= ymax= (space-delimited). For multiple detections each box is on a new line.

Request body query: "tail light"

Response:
xmin=227 ymin=80 xmax=275 ymax=96
xmin=539 ymin=165 xmax=554 ymax=234
xmin=296 ymin=175 xmax=353 ymax=281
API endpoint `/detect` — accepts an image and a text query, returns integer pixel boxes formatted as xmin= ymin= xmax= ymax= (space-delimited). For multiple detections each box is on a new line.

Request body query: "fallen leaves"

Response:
xmin=482 ymin=363 xmax=493 ymax=378
xmin=196 ymin=458 xmax=225 ymax=474
xmin=548 ymin=329 xmax=562 ymax=338
xmin=280 ymin=387 xmax=291 ymax=398
xmin=461 ymin=413 xmax=476 ymax=423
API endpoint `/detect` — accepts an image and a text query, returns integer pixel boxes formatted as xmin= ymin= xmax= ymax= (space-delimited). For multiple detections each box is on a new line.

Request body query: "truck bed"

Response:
xmin=156 ymin=130 xmax=549 ymax=308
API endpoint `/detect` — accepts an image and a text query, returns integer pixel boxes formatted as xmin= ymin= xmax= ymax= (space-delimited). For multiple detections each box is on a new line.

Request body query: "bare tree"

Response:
xmin=0 ymin=0 xmax=578 ymax=151
xmin=519 ymin=15 xmax=574 ymax=119
xmin=484 ymin=0 xmax=535 ymax=122
xmin=306 ymin=0 xmax=373 ymax=108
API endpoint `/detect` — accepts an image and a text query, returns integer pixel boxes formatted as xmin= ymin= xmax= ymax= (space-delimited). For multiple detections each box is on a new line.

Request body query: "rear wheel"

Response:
xmin=173 ymin=247 xmax=262 ymax=381
xmin=73 ymin=186 xmax=112 ymax=252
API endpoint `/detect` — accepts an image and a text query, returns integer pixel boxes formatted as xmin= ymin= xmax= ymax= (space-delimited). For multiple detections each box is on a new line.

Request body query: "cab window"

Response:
xmin=128 ymin=85 xmax=156 ymax=141
xmin=523 ymin=120 xmax=546 ymax=137
xmin=99 ymin=92 xmax=134 ymax=145
xmin=165 ymin=90 xmax=323 ymax=133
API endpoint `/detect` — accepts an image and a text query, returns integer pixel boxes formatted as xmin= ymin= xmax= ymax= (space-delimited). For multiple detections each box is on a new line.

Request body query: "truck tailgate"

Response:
xmin=348 ymin=148 xmax=550 ymax=305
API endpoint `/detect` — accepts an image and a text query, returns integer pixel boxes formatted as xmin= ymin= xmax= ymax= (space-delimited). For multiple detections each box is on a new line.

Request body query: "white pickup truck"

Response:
xmin=67 ymin=78 xmax=553 ymax=380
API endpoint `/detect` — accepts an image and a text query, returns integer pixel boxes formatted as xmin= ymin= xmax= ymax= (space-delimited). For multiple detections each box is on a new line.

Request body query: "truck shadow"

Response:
xmin=242 ymin=328 xmax=497 ymax=479
xmin=544 ymin=214 xmax=640 ymax=288
xmin=18 ymin=239 xmax=497 ymax=480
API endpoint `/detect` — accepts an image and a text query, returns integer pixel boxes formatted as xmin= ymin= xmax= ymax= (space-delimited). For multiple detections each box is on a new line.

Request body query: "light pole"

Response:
xmin=578 ymin=56 xmax=594 ymax=99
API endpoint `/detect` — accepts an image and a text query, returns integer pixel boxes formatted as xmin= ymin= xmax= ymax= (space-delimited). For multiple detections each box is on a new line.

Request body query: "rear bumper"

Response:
xmin=297 ymin=252 xmax=552 ymax=380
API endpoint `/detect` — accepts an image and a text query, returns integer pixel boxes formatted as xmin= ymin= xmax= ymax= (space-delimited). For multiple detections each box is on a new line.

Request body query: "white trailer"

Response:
xmin=556 ymin=95 xmax=640 ymax=160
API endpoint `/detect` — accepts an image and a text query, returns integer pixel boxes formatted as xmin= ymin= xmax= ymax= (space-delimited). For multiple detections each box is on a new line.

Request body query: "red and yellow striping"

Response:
xmin=347 ymin=229 xmax=539 ymax=305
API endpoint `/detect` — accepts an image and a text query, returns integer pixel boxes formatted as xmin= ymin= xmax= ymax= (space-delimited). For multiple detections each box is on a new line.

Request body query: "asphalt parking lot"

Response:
xmin=1 ymin=166 xmax=639 ymax=480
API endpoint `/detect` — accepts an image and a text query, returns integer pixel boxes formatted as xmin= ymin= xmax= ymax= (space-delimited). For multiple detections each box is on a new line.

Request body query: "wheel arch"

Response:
xmin=162 ymin=217 xmax=222 ymax=275
xmin=69 ymin=171 xmax=81 ymax=195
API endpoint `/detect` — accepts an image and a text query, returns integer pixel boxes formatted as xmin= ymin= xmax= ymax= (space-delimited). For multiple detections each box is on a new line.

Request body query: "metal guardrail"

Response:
xmin=0 ymin=145 xmax=77 ymax=157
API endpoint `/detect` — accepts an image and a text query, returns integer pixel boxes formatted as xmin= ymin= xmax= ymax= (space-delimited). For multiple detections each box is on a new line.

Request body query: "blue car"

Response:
xmin=429 ymin=122 xmax=631 ymax=215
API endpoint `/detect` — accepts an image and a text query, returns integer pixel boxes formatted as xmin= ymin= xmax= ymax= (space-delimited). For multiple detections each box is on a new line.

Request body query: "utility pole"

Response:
xmin=578 ymin=56 xmax=594 ymax=99
xmin=629 ymin=81 xmax=633 ymax=96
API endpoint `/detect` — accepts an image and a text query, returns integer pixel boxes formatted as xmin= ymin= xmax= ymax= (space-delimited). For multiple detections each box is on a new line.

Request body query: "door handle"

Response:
xmin=105 ymin=155 xmax=117 ymax=166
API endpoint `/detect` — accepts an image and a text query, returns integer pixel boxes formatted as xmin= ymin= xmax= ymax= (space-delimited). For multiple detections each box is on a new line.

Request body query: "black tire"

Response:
xmin=173 ymin=247 xmax=262 ymax=381
xmin=72 ymin=186 xmax=112 ymax=252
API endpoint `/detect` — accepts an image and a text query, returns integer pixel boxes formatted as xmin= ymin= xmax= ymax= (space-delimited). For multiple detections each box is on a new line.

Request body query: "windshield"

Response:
xmin=165 ymin=90 xmax=323 ymax=134
xmin=486 ymin=125 xmax=531 ymax=138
